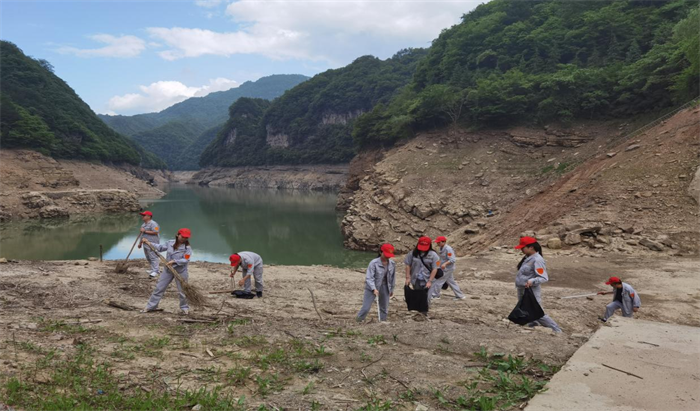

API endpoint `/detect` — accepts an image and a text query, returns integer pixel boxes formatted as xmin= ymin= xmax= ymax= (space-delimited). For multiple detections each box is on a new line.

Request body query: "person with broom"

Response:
xmin=356 ymin=243 xmax=396 ymax=323
xmin=141 ymin=228 xmax=193 ymax=315
xmin=229 ymin=252 xmax=264 ymax=298
xmin=514 ymin=236 xmax=562 ymax=333
xmin=137 ymin=211 xmax=161 ymax=279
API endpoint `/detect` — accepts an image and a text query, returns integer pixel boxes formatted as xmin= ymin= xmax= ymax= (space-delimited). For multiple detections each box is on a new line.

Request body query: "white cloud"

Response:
xmin=195 ymin=0 xmax=222 ymax=8
xmin=57 ymin=34 xmax=146 ymax=58
xmin=107 ymin=78 xmax=240 ymax=114
xmin=148 ymin=0 xmax=474 ymax=64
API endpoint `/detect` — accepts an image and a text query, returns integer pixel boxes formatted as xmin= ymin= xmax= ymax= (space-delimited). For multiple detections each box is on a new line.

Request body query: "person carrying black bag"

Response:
xmin=512 ymin=236 xmax=562 ymax=333
xmin=404 ymin=236 xmax=440 ymax=315
xmin=508 ymin=287 xmax=545 ymax=325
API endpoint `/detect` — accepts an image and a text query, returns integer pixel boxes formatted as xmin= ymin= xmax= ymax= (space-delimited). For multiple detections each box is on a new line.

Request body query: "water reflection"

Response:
xmin=0 ymin=185 xmax=373 ymax=268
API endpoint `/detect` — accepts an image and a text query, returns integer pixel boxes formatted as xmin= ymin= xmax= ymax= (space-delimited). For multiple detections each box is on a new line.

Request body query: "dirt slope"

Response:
xmin=0 ymin=150 xmax=164 ymax=221
xmin=1 ymin=252 xmax=697 ymax=410
xmin=341 ymin=106 xmax=700 ymax=256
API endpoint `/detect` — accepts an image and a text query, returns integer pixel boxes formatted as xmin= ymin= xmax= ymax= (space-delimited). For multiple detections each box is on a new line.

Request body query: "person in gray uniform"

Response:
xmin=230 ymin=251 xmax=264 ymax=297
xmin=598 ymin=276 xmax=641 ymax=322
xmin=137 ymin=211 xmax=161 ymax=279
xmin=429 ymin=236 xmax=466 ymax=301
xmin=357 ymin=243 xmax=396 ymax=323
xmin=141 ymin=228 xmax=192 ymax=315
xmin=404 ymin=236 xmax=440 ymax=314
xmin=514 ymin=236 xmax=562 ymax=333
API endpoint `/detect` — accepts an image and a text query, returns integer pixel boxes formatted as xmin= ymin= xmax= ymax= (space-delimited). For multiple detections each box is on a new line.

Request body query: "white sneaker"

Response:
xmin=432 ymin=295 xmax=441 ymax=300
xmin=181 ymin=309 xmax=189 ymax=315
xmin=454 ymin=296 xmax=466 ymax=300
xmin=149 ymin=271 xmax=158 ymax=278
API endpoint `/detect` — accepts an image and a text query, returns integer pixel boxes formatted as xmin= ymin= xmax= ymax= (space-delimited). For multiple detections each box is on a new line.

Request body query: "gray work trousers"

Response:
xmin=516 ymin=286 xmax=562 ymax=333
xmin=143 ymin=246 xmax=160 ymax=274
xmin=242 ymin=266 xmax=264 ymax=293
xmin=146 ymin=267 xmax=189 ymax=311
xmin=429 ymin=271 xmax=465 ymax=299
xmin=357 ymin=281 xmax=390 ymax=322
xmin=604 ymin=301 xmax=633 ymax=320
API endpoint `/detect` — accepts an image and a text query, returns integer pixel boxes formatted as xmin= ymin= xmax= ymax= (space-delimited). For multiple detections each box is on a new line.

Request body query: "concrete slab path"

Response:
xmin=527 ymin=317 xmax=700 ymax=411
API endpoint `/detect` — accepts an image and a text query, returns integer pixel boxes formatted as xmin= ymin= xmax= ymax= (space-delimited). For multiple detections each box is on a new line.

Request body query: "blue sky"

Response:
xmin=1 ymin=1 xmax=478 ymax=115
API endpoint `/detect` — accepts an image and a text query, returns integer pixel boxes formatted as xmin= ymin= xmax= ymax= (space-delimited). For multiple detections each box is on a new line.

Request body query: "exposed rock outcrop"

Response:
xmin=189 ymin=165 xmax=349 ymax=191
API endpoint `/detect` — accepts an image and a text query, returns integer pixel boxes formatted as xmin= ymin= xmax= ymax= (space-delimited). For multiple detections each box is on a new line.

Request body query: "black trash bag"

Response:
xmin=508 ymin=288 xmax=545 ymax=325
xmin=404 ymin=285 xmax=429 ymax=313
xmin=231 ymin=290 xmax=255 ymax=299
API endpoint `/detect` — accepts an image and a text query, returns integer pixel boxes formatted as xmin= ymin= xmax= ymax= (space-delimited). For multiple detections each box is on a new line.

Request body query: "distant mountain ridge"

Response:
xmin=99 ymin=74 xmax=309 ymax=170
xmin=0 ymin=41 xmax=164 ymax=168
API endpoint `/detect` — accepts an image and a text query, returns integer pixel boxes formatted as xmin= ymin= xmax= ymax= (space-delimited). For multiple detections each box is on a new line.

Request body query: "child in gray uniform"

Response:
xmin=137 ymin=211 xmax=161 ymax=279
xmin=141 ymin=228 xmax=192 ymax=315
xmin=514 ymin=236 xmax=562 ymax=333
xmin=356 ymin=244 xmax=396 ymax=323
xmin=598 ymin=276 xmax=641 ymax=322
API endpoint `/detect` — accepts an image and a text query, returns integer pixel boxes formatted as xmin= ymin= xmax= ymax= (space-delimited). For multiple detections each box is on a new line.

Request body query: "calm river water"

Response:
xmin=0 ymin=185 xmax=374 ymax=268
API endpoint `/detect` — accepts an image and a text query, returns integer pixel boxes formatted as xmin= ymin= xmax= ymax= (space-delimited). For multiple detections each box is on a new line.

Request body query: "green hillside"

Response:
xmin=199 ymin=98 xmax=271 ymax=168
xmin=354 ymin=0 xmax=700 ymax=148
xmin=0 ymin=41 xmax=164 ymax=168
xmin=131 ymin=121 xmax=207 ymax=168
xmin=175 ymin=124 xmax=225 ymax=171
xmin=200 ymin=49 xmax=428 ymax=167
xmin=99 ymin=74 xmax=309 ymax=137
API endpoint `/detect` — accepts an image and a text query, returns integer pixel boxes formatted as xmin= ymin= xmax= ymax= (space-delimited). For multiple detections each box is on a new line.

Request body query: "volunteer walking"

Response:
xmin=137 ymin=211 xmax=161 ymax=278
xmin=356 ymin=244 xmax=396 ymax=323
xmin=404 ymin=236 xmax=440 ymax=314
xmin=429 ymin=236 xmax=466 ymax=301
xmin=598 ymin=276 xmax=641 ymax=322
xmin=141 ymin=228 xmax=193 ymax=315
xmin=230 ymin=251 xmax=264 ymax=297
xmin=514 ymin=236 xmax=562 ymax=333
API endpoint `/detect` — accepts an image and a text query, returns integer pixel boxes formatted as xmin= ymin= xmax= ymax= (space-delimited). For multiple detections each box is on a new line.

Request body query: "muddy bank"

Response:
xmin=188 ymin=165 xmax=349 ymax=191
xmin=0 ymin=252 xmax=697 ymax=409
xmin=0 ymin=150 xmax=164 ymax=222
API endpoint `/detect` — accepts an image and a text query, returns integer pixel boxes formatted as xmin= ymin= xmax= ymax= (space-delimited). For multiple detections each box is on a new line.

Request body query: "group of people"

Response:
xmin=134 ymin=211 xmax=641 ymax=328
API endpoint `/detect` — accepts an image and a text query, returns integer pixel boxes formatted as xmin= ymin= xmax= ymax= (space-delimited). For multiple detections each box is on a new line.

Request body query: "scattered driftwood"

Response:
xmin=602 ymin=363 xmax=643 ymax=379
xmin=638 ymin=340 xmax=660 ymax=347
xmin=179 ymin=318 xmax=218 ymax=324
xmin=179 ymin=352 xmax=199 ymax=358
xmin=206 ymin=349 xmax=214 ymax=358
xmin=66 ymin=319 xmax=103 ymax=325
xmin=105 ymin=300 xmax=136 ymax=311
xmin=307 ymin=288 xmax=323 ymax=321
xmin=388 ymin=374 xmax=410 ymax=389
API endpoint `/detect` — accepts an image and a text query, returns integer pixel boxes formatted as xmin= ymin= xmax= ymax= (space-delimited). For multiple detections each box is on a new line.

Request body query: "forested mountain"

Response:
xmin=353 ymin=0 xmax=700 ymax=148
xmin=99 ymin=74 xmax=308 ymax=170
xmin=0 ymin=41 xmax=164 ymax=168
xmin=200 ymin=49 xmax=427 ymax=167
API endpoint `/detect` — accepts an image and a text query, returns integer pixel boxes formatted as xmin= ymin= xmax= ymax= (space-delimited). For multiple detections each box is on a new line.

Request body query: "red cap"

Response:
xmin=229 ymin=254 xmax=241 ymax=266
xmin=177 ymin=228 xmax=191 ymax=238
xmin=139 ymin=211 xmax=153 ymax=217
xmin=417 ymin=236 xmax=431 ymax=252
xmin=515 ymin=236 xmax=537 ymax=249
xmin=380 ymin=243 xmax=395 ymax=258
xmin=435 ymin=236 xmax=447 ymax=243
xmin=605 ymin=276 xmax=622 ymax=285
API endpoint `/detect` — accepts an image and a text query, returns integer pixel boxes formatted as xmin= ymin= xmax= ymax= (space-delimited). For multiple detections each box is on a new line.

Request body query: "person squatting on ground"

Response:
xmin=404 ymin=236 xmax=440 ymax=314
xmin=598 ymin=276 xmax=641 ymax=322
xmin=141 ymin=228 xmax=193 ymax=315
xmin=230 ymin=251 xmax=264 ymax=297
xmin=429 ymin=236 xmax=466 ymax=301
xmin=356 ymin=243 xmax=396 ymax=323
xmin=514 ymin=236 xmax=562 ymax=333
xmin=137 ymin=211 xmax=161 ymax=279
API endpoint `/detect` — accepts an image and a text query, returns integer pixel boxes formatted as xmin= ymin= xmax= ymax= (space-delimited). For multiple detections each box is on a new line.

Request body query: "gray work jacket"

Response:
xmin=438 ymin=244 xmax=457 ymax=275
xmin=365 ymin=257 xmax=396 ymax=294
xmin=152 ymin=240 xmax=192 ymax=274
xmin=615 ymin=282 xmax=642 ymax=317
xmin=515 ymin=253 xmax=548 ymax=288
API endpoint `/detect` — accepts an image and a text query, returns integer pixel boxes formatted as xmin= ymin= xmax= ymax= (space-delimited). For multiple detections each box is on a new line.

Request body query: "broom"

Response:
xmin=115 ymin=233 xmax=142 ymax=273
xmin=144 ymin=242 xmax=207 ymax=308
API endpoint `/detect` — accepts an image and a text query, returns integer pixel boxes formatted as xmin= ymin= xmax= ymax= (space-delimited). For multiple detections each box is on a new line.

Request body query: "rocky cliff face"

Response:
xmin=341 ymin=107 xmax=700 ymax=256
xmin=0 ymin=150 xmax=164 ymax=221
xmin=189 ymin=165 xmax=349 ymax=191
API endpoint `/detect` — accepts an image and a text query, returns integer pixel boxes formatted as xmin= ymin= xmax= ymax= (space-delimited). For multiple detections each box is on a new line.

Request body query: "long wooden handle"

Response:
xmin=123 ymin=233 xmax=142 ymax=263
xmin=145 ymin=242 xmax=184 ymax=281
